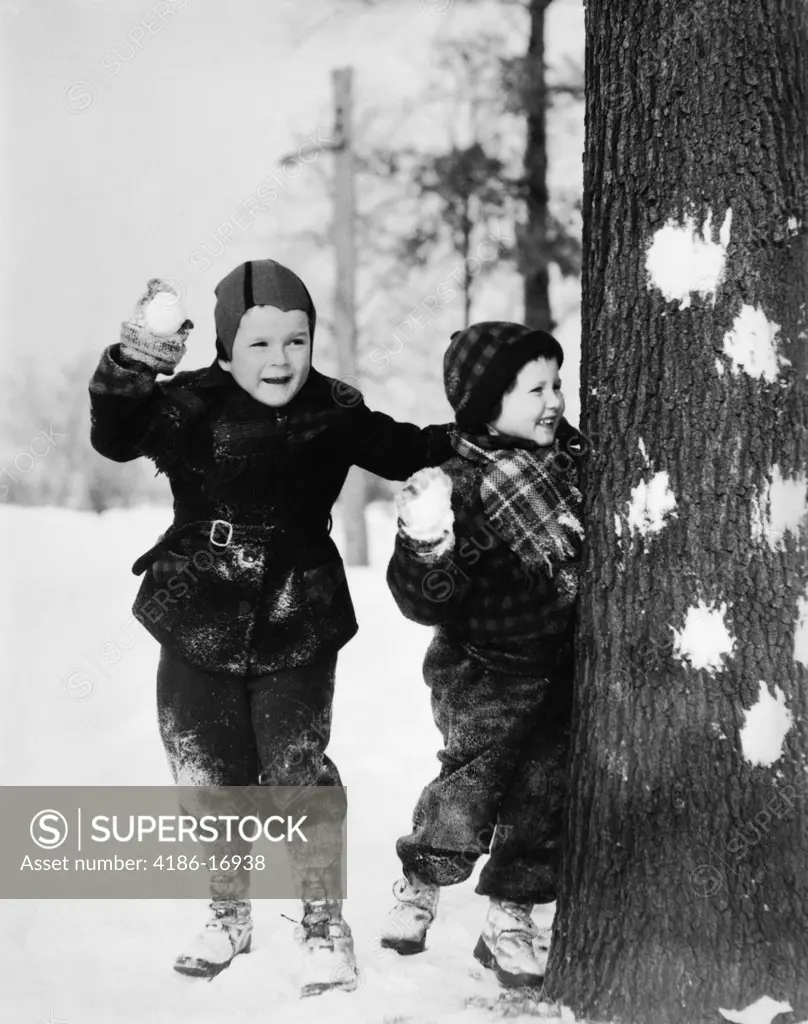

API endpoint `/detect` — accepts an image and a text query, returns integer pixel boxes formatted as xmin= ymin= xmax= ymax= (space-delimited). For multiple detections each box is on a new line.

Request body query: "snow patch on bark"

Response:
xmin=673 ymin=601 xmax=735 ymax=673
xmin=795 ymin=593 xmax=808 ymax=667
xmin=645 ymin=208 xmax=732 ymax=309
xmin=740 ymin=682 xmax=793 ymax=767
xmin=750 ymin=465 xmax=808 ymax=549
xmin=626 ymin=471 xmax=677 ymax=536
xmin=722 ymin=304 xmax=791 ymax=381
xmin=719 ymin=997 xmax=793 ymax=1024
xmin=638 ymin=437 xmax=650 ymax=466
xmin=715 ymin=358 xmax=725 ymax=375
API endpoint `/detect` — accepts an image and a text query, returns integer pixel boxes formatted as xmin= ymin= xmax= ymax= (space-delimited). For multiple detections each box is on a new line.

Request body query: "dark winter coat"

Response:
xmin=386 ymin=419 xmax=585 ymax=674
xmin=89 ymin=344 xmax=452 ymax=676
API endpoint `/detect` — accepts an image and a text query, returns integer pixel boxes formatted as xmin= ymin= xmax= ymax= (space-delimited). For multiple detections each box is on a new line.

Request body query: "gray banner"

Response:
xmin=2 ymin=786 xmax=347 ymax=899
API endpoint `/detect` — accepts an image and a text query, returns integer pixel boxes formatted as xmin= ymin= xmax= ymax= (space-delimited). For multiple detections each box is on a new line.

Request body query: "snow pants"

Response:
xmin=397 ymin=628 xmax=573 ymax=905
xmin=156 ymin=646 xmax=346 ymax=902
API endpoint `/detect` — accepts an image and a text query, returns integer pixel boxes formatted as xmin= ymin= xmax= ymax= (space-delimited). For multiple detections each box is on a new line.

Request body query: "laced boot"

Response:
xmin=473 ymin=898 xmax=547 ymax=988
xmin=296 ymin=898 xmax=358 ymax=998
xmin=173 ymin=899 xmax=252 ymax=978
xmin=379 ymin=871 xmax=440 ymax=955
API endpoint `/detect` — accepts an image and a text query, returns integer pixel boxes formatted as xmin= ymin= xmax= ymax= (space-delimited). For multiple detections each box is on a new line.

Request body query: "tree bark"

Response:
xmin=545 ymin=1 xmax=808 ymax=1021
xmin=521 ymin=0 xmax=554 ymax=332
xmin=462 ymin=196 xmax=472 ymax=328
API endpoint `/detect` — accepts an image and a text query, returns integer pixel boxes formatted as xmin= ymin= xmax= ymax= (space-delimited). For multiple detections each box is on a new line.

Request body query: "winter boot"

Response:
xmin=473 ymin=898 xmax=547 ymax=988
xmin=296 ymin=898 xmax=358 ymax=998
xmin=380 ymin=871 xmax=440 ymax=955
xmin=173 ymin=899 xmax=253 ymax=978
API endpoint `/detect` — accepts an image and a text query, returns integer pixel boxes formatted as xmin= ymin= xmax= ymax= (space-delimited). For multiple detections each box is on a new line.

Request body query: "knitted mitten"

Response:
xmin=119 ymin=278 xmax=193 ymax=375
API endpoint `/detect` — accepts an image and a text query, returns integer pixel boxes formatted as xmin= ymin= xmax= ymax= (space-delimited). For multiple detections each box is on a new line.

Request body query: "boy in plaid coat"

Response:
xmin=380 ymin=321 xmax=586 ymax=988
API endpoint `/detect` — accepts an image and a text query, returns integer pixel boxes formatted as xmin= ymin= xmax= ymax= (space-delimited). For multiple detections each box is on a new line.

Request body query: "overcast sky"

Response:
xmin=3 ymin=0 xmax=583 ymax=379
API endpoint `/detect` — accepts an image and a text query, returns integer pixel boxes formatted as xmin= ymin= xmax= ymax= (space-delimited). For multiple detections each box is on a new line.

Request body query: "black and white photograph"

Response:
xmin=2 ymin=1 xmax=807 ymax=1022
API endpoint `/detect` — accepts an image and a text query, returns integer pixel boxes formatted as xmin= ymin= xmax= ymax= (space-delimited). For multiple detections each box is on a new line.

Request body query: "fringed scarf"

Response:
xmin=453 ymin=432 xmax=584 ymax=577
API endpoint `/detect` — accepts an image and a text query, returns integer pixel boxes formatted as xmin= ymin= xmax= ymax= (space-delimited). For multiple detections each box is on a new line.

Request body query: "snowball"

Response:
xmin=740 ymin=682 xmax=794 ymax=767
xmin=399 ymin=467 xmax=454 ymax=541
xmin=144 ymin=291 xmax=187 ymax=337
xmin=645 ymin=208 xmax=732 ymax=309
xmin=626 ymin=471 xmax=677 ymax=537
xmin=722 ymin=304 xmax=791 ymax=381
xmin=672 ymin=601 xmax=735 ymax=673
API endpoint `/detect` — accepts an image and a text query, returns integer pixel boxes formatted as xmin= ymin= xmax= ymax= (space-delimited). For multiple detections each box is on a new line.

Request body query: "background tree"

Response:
xmin=398 ymin=140 xmax=513 ymax=328
xmin=504 ymin=0 xmax=583 ymax=329
xmin=545 ymin=1 xmax=808 ymax=1021
xmin=390 ymin=22 xmax=582 ymax=331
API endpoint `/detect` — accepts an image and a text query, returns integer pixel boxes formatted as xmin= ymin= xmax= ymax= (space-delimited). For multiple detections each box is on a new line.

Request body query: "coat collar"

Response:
xmin=186 ymin=359 xmax=334 ymax=411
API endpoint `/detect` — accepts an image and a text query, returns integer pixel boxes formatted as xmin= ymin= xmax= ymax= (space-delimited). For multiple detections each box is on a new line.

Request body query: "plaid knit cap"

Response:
xmin=214 ymin=259 xmax=317 ymax=359
xmin=443 ymin=321 xmax=562 ymax=430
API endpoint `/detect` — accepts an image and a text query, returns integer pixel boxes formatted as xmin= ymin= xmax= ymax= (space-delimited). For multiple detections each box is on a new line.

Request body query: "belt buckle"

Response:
xmin=209 ymin=519 xmax=233 ymax=549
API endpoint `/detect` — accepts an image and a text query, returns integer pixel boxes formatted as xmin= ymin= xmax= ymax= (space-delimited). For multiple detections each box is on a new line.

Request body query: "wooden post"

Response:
xmin=332 ymin=67 xmax=369 ymax=567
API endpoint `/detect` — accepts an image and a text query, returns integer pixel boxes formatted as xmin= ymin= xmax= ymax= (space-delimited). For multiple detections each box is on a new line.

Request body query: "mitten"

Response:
xmin=150 ymin=530 xmax=191 ymax=584
xmin=119 ymin=278 xmax=194 ymax=375
xmin=395 ymin=467 xmax=454 ymax=543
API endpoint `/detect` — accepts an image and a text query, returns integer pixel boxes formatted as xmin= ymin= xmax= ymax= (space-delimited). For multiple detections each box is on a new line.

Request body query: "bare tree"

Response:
xmin=506 ymin=0 xmax=554 ymax=330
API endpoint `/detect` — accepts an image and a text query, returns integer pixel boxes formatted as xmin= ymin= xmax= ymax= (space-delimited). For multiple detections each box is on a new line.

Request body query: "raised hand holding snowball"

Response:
xmin=396 ymin=467 xmax=454 ymax=543
xmin=119 ymin=277 xmax=194 ymax=375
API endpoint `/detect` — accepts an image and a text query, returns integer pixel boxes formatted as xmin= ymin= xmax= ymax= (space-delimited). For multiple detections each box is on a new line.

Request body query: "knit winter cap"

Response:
xmin=443 ymin=321 xmax=563 ymax=430
xmin=214 ymin=259 xmax=317 ymax=359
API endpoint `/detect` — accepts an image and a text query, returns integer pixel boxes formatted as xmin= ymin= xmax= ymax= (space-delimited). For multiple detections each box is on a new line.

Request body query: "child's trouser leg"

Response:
xmin=156 ymin=647 xmax=261 ymax=901
xmin=247 ymin=653 xmax=346 ymax=902
xmin=157 ymin=647 xmax=263 ymax=786
xmin=157 ymin=648 xmax=346 ymax=900
xmin=475 ymin=664 xmax=573 ymax=905
xmin=396 ymin=630 xmax=557 ymax=888
xmin=249 ymin=654 xmax=356 ymax=995
xmin=247 ymin=653 xmax=340 ymax=787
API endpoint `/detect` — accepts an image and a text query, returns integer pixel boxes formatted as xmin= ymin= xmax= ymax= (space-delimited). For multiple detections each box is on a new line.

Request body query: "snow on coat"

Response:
xmin=89 ymin=344 xmax=453 ymax=676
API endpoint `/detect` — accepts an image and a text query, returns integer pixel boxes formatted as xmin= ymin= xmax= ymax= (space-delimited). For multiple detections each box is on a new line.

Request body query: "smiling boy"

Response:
xmin=380 ymin=321 xmax=586 ymax=988
xmin=88 ymin=260 xmax=453 ymax=996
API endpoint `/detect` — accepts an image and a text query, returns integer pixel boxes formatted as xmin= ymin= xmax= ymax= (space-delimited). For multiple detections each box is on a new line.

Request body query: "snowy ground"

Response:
xmin=0 ymin=503 xmax=562 ymax=1024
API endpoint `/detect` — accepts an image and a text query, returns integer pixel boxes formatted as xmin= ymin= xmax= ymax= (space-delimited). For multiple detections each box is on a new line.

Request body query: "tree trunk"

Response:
xmin=332 ymin=66 xmax=369 ymax=567
xmin=462 ymin=197 xmax=473 ymax=328
xmin=521 ymin=0 xmax=553 ymax=332
xmin=545 ymin=2 xmax=808 ymax=1021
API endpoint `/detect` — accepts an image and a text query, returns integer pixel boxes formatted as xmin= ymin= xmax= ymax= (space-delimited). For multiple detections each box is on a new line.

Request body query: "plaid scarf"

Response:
xmin=453 ymin=432 xmax=584 ymax=576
